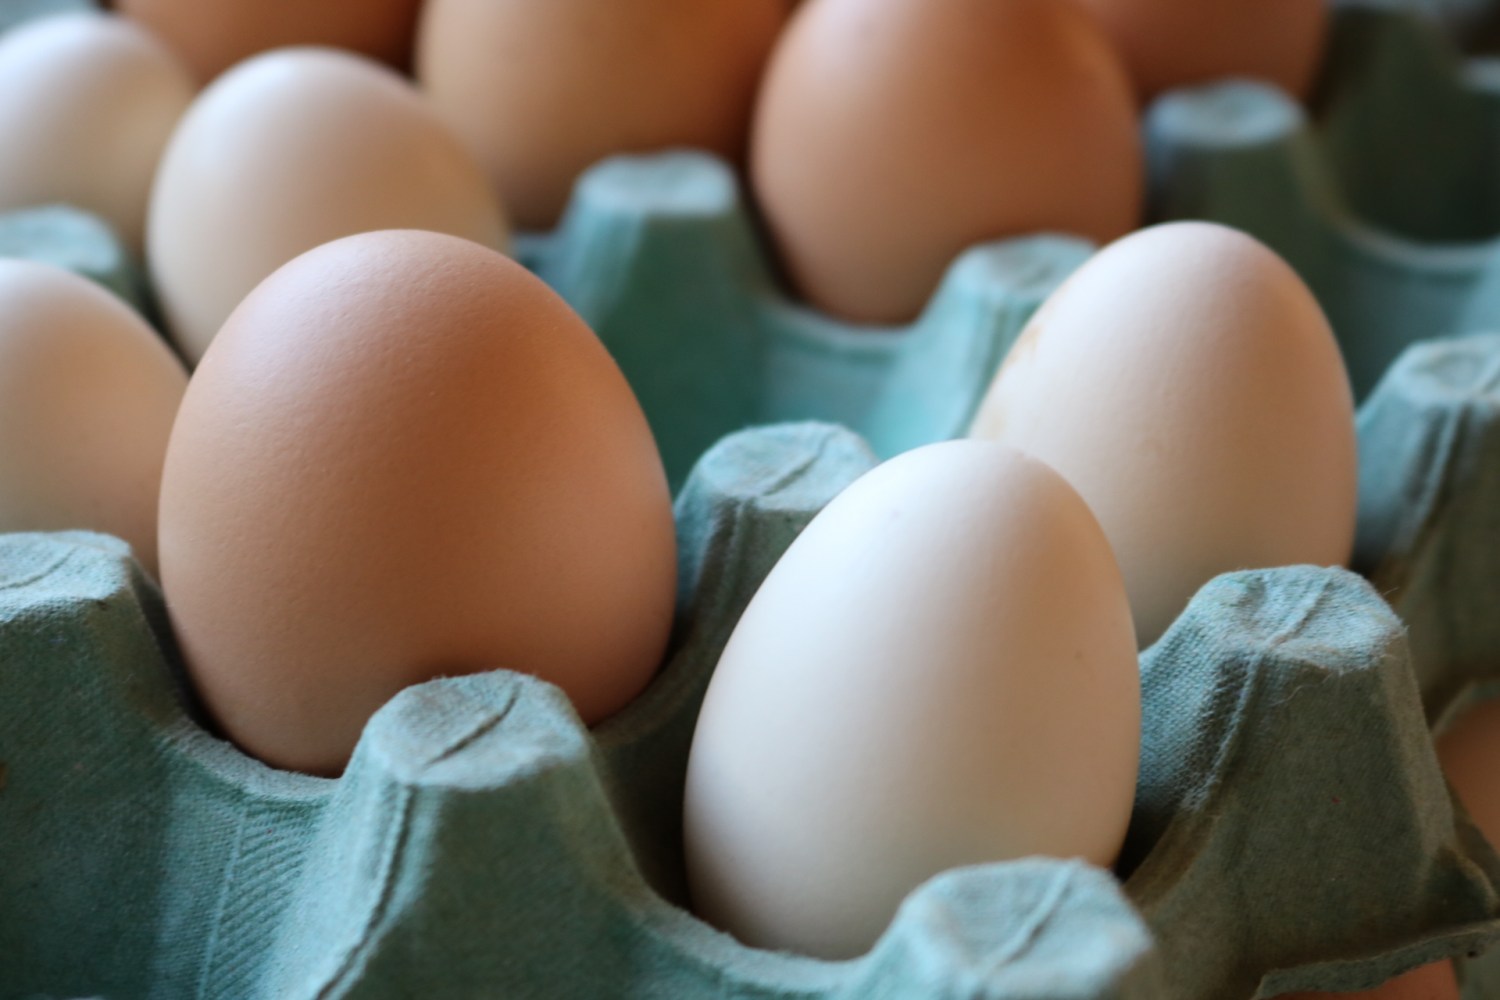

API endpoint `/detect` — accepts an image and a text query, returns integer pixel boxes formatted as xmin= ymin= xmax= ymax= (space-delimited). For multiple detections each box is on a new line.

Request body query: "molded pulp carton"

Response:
xmin=7 ymin=2 xmax=1500 ymax=997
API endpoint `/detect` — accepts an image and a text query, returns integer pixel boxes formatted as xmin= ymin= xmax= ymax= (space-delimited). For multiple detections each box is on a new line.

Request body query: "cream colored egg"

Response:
xmin=0 ymin=260 xmax=187 ymax=576
xmin=751 ymin=0 xmax=1141 ymax=323
xmin=148 ymin=46 xmax=507 ymax=364
xmin=969 ymin=222 xmax=1356 ymax=648
xmin=684 ymin=440 xmax=1140 ymax=959
xmin=0 ymin=12 xmax=195 ymax=251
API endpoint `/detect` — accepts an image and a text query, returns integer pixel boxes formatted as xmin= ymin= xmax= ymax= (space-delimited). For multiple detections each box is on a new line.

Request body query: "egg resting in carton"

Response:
xmin=3 ymin=365 xmax=1500 ymax=999
xmin=4 ymin=0 xmax=1500 ymax=996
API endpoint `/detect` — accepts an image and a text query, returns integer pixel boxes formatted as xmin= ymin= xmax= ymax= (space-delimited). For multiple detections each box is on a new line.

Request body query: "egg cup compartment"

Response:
xmin=514 ymin=151 xmax=1093 ymax=491
xmin=0 ymin=425 xmax=1164 ymax=999
xmin=1351 ymin=333 xmax=1500 ymax=997
xmin=4 ymin=405 xmax=1500 ymax=998
xmin=1099 ymin=333 xmax=1500 ymax=995
xmin=1147 ymin=0 xmax=1500 ymax=401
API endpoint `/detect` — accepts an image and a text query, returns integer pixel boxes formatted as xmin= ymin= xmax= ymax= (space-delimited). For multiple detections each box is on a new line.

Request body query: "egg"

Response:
xmin=1434 ymin=701 xmax=1500 ymax=999
xmin=148 ymin=47 xmax=507 ymax=365
xmin=416 ymin=0 xmax=788 ymax=229
xmin=751 ymin=0 xmax=1141 ymax=324
xmin=0 ymin=259 xmax=187 ymax=576
xmin=1075 ymin=0 xmax=1328 ymax=102
xmin=1278 ymin=961 xmax=1460 ymax=999
xmin=1438 ymin=695 xmax=1500 ymax=849
xmin=116 ymin=0 xmax=424 ymax=83
xmin=684 ymin=440 xmax=1139 ymax=959
xmin=969 ymin=222 xmax=1356 ymax=648
xmin=0 ymin=12 xmax=194 ymax=251
xmin=158 ymin=230 xmax=676 ymax=776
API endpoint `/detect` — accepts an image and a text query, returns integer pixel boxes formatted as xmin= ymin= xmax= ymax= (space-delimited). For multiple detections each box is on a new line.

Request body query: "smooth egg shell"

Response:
xmin=148 ymin=46 xmax=507 ymax=364
xmin=1076 ymin=0 xmax=1328 ymax=101
xmin=1277 ymin=961 xmax=1460 ymax=999
xmin=158 ymin=230 xmax=676 ymax=776
xmin=1438 ymin=695 xmax=1500 ymax=849
xmin=416 ymin=0 xmax=788 ymax=229
xmin=0 ymin=259 xmax=187 ymax=576
xmin=684 ymin=440 xmax=1140 ymax=959
xmin=751 ymin=0 xmax=1141 ymax=323
xmin=970 ymin=222 xmax=1357 ymax=648
xmin=117 ymin=0 xmax=425 ymax=83
xmin=0 ymin=12 xmax=194 ymax=250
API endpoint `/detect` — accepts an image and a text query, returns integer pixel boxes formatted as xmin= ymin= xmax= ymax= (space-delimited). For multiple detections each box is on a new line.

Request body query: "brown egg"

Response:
xmin=1074 ymin=0 xmax=1328 ymax=101
xmin=752 ymin=0 xmax=1141 ymax=324
xmin=158 ymin=230 xmax=677 ymax=776
xmin=415 ymin=0 xmax=788 ymax=229
xmin=1277 ymin=961 xmax=1459 ymax=999
xmin=1438 ymin=695 xmax=1500 ymax=846
xmin=116 ymin=0 xmax=424 ymax=82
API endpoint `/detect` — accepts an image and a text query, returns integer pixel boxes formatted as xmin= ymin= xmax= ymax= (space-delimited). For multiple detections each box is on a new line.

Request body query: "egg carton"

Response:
xmin=4 ymin=333 xmax=1500 ymax=999
xmin=1360 ymin=335 xmax=1500 ymax=998
xmin=510 ymin=152 xmax=1090 ymax=491
xmin=4 ymin=1 xmax=1500 ymax=997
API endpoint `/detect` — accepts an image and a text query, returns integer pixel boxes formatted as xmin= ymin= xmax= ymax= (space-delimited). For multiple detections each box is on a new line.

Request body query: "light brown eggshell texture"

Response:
xmin=148 ymin=47 xmax=507 ymax=365
xmin=1277 ymin=961 xmax=1460 ymax=999
xmin=117 ymin=0 xmax=424 ymax=82
xmin=1075 ymin=0 xmax=1328 ymax=101
xmin=1439 ymin=695 xmax=1500 ymax=849
xmin=159 ymin=230 xmax=677 ymax=776
xmin=752 ymin=0 xmax=1141 ymax=324
xmin=416 ymin=0 xmax=788 ymax=229
xmin=0 ymin=260 xmax=186 ymax=577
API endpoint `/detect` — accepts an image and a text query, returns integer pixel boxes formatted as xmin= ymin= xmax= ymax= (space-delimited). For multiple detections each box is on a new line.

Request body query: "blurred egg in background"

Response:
xmin=416 ymin=0 xmax=788 ymax=229
xmin=147 ymin=46 xmax=507 ymax=364
xmin=1278 ymin=960 xmax=1460 ymax=999
xmin=0 ymin=12 xmax=194 ymax=251
xmin=1075 ymin=0 xmax=1329 ymax=100
xmin=0 ymin=259 xmax=186 ymax=576
xmin=115 ymin=0 xmax=425 ymax=83
xmin=751 ymin=0 xmax=1141 ymax=323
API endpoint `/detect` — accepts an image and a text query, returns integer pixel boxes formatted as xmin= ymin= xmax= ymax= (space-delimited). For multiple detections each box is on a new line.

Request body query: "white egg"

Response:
xmin=683 ymin=440 xmax=1140 ymax=959
xmin=0 ymin=260 xmax=187 ymax=575
xmin=148 ymin=47 xmax=508 ymax=364
xmin=0 ymin=12 xmax=195 ymax=250
xmin=969 ymin=221 xmax=1357 ymax=648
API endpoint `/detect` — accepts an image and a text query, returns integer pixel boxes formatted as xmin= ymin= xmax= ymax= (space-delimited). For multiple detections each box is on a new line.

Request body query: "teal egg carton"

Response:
xmin=6 ymin=0 xmax=1500 ymax=996
xmin=5 ymin=356 xmax=1500 ymax=998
